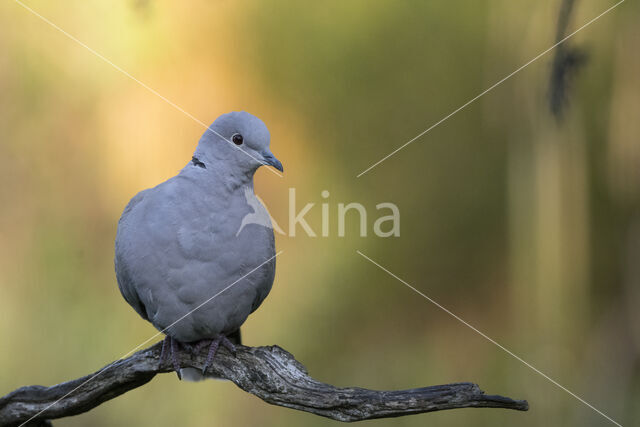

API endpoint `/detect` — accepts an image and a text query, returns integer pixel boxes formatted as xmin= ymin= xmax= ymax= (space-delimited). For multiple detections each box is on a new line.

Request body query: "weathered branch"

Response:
xmin=0 ymin=342 xmax=528 ymax=426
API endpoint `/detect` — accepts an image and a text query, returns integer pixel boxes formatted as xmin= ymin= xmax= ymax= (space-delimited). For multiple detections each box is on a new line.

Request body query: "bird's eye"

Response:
xmin=232 ymin=133 xmax=244 ymax=145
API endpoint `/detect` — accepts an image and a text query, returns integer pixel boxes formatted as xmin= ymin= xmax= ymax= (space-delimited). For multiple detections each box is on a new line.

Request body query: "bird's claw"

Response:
xmin=160 ymin=334 xmax=237 ymax=377
xmin=170 ymin=337 xmax=182 ymax=380
xmin=220 ymin=335 xmax=237 ymax=355
xmin=159 ymin=335 xmax=183 ymax=379
xmin=200 ymin=334 xmax=237 ymax=375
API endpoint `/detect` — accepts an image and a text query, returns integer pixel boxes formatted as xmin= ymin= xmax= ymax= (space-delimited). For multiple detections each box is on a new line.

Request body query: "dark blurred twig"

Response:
xmin=549 ymin=0 xmax=589 ymax=119
xmin=0 ymin=342 xmax=528 ymax=425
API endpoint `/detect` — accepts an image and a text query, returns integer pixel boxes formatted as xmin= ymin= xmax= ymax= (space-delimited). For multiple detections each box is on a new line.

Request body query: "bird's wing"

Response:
xmin=115 ymin=190 xmax=150 ymax=321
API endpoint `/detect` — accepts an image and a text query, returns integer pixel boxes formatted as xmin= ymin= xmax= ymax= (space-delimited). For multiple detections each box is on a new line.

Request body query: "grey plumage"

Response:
xmin=115 ymin=111 xmax=281 ymax=352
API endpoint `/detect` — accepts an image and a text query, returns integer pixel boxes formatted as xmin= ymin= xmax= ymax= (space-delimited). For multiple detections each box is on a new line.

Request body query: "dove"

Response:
xmin=114 ymin=111 xmax=283 ymax=380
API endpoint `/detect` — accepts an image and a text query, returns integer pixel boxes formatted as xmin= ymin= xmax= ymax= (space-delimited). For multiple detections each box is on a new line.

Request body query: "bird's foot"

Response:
xmin=160 ymin=334 xmax=237 ymax=378
xmin=195 ymin=334 xmax=237 ymax=375
xmin=159 ymin=335 xmax=183 ymax=380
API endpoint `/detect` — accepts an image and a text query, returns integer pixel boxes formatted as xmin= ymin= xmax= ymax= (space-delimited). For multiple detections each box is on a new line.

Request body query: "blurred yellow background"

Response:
xmin=1 ymin=0 xmax=638 ymax=426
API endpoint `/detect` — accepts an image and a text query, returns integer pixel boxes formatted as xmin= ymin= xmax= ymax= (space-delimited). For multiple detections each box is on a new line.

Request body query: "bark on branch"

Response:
xmin=0 ymin=342 xmax=528 ymax=426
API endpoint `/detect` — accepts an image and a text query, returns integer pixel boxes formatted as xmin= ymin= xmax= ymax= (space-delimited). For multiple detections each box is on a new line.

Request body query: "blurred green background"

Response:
xmin=1 ymin=0 xmax=638 ymax=425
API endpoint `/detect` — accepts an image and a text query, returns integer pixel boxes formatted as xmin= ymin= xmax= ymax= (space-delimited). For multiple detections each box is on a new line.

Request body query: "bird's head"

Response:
xmin=193 ymin=111 xmax=283 ymax=174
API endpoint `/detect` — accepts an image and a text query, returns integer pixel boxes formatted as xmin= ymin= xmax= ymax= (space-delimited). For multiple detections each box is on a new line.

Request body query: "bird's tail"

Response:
xmin=180 ymin=329 xmax=242 ymax=382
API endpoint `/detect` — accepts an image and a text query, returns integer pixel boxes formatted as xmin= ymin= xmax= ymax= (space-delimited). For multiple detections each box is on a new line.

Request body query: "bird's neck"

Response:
xmin=179 ymin=159 xmax=255 ymax=194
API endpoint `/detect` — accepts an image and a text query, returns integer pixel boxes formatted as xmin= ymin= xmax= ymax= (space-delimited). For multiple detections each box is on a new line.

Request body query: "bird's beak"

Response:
xmin=261 ymin=150 xmax=284 ymax=172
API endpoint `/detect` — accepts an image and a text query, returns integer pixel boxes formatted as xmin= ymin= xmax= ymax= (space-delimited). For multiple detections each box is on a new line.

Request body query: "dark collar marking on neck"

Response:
xmin=191 ymin=156 xmax=206 ymax=169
